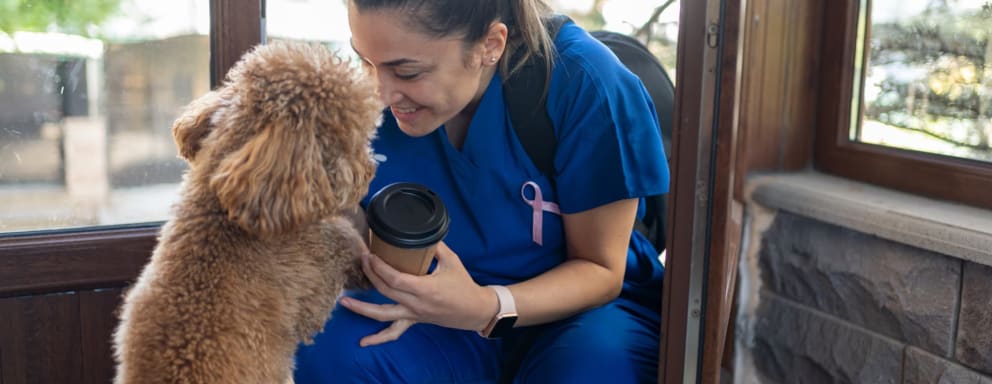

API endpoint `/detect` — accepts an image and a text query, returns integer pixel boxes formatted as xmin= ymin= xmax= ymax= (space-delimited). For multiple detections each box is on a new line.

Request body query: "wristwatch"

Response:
xmin=478 ymin=285 xmax=518 ymax=339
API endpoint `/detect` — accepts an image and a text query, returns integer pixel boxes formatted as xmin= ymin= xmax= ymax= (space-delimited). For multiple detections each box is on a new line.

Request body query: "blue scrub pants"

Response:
xmin=293 ymin=290 xmax=660 ymax=383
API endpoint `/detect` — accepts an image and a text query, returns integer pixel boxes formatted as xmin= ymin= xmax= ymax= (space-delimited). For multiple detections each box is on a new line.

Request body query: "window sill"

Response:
xmin=745 ymin=170 xmax=992 ymax=268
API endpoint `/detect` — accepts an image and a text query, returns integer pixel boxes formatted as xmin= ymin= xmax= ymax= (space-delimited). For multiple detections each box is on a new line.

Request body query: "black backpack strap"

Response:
xmin=497 ymin=18 xmax=570 ymax=384
xmin=503 ymin=14 xmax=571 ymax=180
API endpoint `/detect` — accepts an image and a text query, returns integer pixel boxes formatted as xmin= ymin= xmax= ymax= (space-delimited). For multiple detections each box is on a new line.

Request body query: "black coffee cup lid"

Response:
xmin=366 ymin=182 xmax=450 ymax=248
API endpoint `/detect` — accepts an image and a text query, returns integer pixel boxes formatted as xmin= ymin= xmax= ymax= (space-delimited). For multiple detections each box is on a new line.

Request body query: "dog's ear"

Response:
xmin=172 ymin=90 xmax=225 ymax=161
xmin=209 ymin=119 xmax=332 ymax=237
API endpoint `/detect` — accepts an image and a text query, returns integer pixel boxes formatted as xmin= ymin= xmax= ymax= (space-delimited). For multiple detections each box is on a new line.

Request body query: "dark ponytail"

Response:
xmin=350 ymin=0 xmax=555 ymax=78
xmin=501 ymin=0 xmax=554 ymax=77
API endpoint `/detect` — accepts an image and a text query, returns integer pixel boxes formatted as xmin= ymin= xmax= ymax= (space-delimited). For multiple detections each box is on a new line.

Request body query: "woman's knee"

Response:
xmin=295 ymin=300 xmax=503 ymax=383
xmin=515 ymin=301 xmax=660 ymax=383
xmin=293 ymin=306 xmax=383 ymax=383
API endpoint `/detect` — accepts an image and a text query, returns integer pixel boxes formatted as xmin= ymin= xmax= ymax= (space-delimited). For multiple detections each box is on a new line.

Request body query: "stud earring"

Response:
xmin=490 ymin=57 xmax=497 ymax=63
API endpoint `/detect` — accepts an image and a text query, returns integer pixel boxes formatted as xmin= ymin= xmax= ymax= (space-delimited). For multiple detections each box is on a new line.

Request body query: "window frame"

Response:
xmin=814 ymin=0 xmax=992 ymax=210
xmin=0 ymin=0 xmax=262 ymax=297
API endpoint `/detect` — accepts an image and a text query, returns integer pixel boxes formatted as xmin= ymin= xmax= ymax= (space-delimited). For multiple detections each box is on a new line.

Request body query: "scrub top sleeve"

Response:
xmin=548 ymin=43 xmax=670 ymax=214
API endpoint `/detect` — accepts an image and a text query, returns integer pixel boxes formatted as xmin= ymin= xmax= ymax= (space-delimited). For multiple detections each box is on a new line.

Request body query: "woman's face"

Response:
xmin=348 ymin=6 xmax=500 ymax=137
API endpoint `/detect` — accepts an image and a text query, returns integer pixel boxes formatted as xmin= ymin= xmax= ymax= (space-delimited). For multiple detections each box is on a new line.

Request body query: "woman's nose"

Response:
xmin=375 ymin=76 xmax=401 ymax=105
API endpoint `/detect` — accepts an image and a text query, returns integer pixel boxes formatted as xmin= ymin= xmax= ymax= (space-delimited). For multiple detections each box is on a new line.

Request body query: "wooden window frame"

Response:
xmin=814 ymin=0 xmax=992 ymax=210
xmin=0 ymin=0 xmax=262 ymax=298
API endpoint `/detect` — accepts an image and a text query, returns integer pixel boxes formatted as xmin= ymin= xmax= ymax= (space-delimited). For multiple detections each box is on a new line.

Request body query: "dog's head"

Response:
xmin=172 ymin=41 xmax=382 ymax=237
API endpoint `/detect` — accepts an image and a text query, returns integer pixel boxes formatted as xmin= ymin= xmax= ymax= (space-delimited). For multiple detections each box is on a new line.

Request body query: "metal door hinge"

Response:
xmin=706 ymin=23 xmax=719 ymax=47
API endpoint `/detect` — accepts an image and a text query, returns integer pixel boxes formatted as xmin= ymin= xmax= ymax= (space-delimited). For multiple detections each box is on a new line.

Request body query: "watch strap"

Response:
xmin=479 ymin=285 xmax=517 ymax=338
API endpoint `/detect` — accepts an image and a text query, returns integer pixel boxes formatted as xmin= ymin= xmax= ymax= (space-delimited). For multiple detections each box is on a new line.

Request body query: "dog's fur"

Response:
xmin=112 ymin=41 xmax=382 ymax=384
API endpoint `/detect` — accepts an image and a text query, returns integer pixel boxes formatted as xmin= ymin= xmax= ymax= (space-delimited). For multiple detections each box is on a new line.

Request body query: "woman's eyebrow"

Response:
xmin=349 ymin=39 xmax=418 ymax=67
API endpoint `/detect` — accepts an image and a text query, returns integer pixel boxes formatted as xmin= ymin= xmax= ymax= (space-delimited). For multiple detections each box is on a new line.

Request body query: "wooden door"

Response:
xmin=659 ymin=0 xmax=746 ymax=382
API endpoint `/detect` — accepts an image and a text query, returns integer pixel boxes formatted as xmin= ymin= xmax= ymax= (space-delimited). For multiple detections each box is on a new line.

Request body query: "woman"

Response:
xmin=294 ymin=0 xmax=669 ymax=382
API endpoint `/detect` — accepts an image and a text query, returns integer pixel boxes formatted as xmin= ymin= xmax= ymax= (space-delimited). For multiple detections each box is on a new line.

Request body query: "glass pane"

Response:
xmin=853 ymin=0 xmax=992 ymax=162
xmin=265 ymin=0 xmax=353 ymax=54
xmin=0 ymin=0 xmax=210 ymax=234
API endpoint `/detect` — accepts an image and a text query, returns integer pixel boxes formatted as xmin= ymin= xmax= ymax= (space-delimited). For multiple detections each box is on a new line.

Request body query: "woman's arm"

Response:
xmin=508 ymin=197 xmax=637 ymax=326
xmin=339 ymin=197 xmax=639 ymax=346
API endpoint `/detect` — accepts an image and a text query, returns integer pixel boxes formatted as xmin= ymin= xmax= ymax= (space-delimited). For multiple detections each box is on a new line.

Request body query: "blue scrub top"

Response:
xmin=361 ymin=21 xmax=669 ymax=307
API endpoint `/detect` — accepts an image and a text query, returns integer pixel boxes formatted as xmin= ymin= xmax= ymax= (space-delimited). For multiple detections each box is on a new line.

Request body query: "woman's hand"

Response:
xmin=338 ymin=242 xmax=498 ymax=347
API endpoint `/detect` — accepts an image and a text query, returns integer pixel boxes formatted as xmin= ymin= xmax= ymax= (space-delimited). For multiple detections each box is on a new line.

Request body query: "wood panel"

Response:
xmin=661 ymin=0 xmax=731 ymax=380
xmin=209 ymin=0 xmax=263 ymax=88
xmin=733 ymin=0 xmax=823 ymax=198
xmin=701 ymin=0 xmax=747 ymax=379
xmin=0 ymin=228 xmax=153 ymax=383
xmin=780 ymin=0 xmax=821 ymax=169
xmin=80 ymin=289 xmax=125 ymax=384
xmin=659 ymin=0 xmax=712 ymax=379
xmin=0 ymin=294 xmax=82 ymax=384
xmin=0 ymin=226 xmax=156 ymax=297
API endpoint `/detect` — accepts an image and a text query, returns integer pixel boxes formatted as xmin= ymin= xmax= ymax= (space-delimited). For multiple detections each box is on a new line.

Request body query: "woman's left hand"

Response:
xmin=338 ymin=241 xmax=497 ymax=347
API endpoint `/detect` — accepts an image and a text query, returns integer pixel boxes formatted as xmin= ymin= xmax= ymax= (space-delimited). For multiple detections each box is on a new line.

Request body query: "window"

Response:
xmin=0 ymin=0 xmax=680 ymax=237
xmin=0 ymin=0 xmax=260 ymax=298
xmin=0 ymin=0 xmax=211 ymax=234
xmin=854 ymin=0 xmax=991 ymax=161
xmin=0 ymin=0 xmax=679 ymax=237
xmin=816 ymin=0 xmax=992 ymax=209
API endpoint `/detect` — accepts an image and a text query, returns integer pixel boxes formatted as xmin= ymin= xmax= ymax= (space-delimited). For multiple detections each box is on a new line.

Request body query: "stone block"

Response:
xmin=752 ymin=292 xmax=903 ymax=384
xmin=904 ymin=346 xmax=990 ymax=384
xmin=956 ymin=262 xmax=992 ymax=374
xmin=759 ymin=212 xmax=960 ymax=356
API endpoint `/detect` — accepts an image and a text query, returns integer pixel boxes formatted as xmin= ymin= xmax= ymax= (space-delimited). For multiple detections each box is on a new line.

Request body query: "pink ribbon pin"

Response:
xmin=521 ymin=181 xmax=561 ymax=246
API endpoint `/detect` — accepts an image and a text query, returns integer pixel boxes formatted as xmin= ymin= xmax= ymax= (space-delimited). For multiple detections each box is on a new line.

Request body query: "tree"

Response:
xmin=554 ymin=0 xmax=679 ymax=76
xmin=0 ymin=0 xmax=122 ymax=37
xmin=863 ymin=1 xmax=992 ymax=157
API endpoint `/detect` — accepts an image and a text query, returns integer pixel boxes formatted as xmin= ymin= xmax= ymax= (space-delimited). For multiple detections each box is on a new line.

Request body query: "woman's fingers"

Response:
xmin=338 ymin=297 xmax=413 ymax=323
xmin=357 ymin=243 xmax=488 ymax=331
xmin=362 ymin=253 xmax=420 ymax=304
xmin=433 ymin=242 xmax=462 ymax=266
xmin=358 ymin=318 xmax=416 ymax=347
xmin=337 ymin=297 xmax=417 ymax=346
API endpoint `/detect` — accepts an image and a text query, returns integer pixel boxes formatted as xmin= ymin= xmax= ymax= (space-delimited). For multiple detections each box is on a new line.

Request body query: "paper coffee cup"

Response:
xmin=366 ymin=182 xmax=450 ymax=275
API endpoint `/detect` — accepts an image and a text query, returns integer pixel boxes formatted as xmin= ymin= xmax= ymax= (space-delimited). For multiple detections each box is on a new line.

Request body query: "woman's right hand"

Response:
xmin=338 ymin=242 xmax=499 ymax=346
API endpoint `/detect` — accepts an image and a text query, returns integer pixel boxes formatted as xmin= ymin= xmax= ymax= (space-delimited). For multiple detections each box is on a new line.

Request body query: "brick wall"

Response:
xmin=741 ymin=211 xmax=992 ymax=384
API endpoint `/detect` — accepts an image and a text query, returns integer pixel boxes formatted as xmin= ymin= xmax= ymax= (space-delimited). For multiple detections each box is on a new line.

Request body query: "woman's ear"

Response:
xmin=209 ymin=120 xmax=333 ymax=237
xmin=483 ymin=22 xmax=508 ymax=65
xmin=172 ymin=90 xmax=225 ymax=161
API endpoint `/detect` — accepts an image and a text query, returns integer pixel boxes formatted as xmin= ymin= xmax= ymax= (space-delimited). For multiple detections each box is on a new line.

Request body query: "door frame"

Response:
xmin=659 ymin=0 xmax=746 ymax=382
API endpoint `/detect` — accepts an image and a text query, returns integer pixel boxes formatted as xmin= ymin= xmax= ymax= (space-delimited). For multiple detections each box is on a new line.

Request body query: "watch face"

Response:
xmin=489 ymin=316 xmax=518 ymax=338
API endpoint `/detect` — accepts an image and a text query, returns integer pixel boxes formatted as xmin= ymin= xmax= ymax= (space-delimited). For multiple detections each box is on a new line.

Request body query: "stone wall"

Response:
xmin=740 ymin=210 xmax=992 ymax=384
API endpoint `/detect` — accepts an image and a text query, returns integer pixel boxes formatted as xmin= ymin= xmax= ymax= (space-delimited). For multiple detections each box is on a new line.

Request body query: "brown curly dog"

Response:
xmin=112 ymin=41 xmax=382 ymax=384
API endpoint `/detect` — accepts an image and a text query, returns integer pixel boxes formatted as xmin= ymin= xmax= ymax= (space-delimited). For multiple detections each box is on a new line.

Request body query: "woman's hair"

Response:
xmin=350 ymin=0 xmax=554 ymax=78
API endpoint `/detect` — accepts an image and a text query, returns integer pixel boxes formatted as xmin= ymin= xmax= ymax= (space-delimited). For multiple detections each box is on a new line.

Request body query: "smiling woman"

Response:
xmin=0 ymin=1 xmax=682 ymax=383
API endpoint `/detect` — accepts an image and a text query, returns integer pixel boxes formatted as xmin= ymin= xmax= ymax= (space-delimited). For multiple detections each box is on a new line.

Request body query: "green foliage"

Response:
xmin=865 ymin=2 xmax=992 ymax=152
xmin=0 ymin=0 xmax=122 ymax=36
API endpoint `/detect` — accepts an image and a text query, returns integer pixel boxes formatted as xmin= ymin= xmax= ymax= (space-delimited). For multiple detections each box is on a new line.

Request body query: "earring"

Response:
xmin=489 ymin=57 xmax=497 ymax=63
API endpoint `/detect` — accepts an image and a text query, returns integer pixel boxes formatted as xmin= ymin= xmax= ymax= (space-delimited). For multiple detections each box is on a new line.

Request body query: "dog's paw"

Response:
xmin=343 ymin=259 xmax=372 ymax=290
